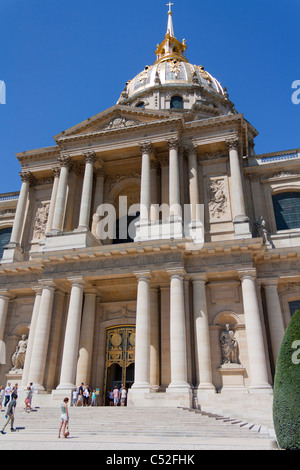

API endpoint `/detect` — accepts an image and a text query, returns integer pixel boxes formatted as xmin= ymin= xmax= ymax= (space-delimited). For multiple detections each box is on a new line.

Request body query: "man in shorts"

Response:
xmin=1 ymin=394 xmax=17 ymax=434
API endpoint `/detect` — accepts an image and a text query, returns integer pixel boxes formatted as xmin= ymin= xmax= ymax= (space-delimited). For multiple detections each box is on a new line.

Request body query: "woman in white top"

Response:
xmin=58 ymin=397 xmax=69 ymax=438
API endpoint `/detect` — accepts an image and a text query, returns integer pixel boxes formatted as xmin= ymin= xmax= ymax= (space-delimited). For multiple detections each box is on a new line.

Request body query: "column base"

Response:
xmin=248 ymin=384 xmax=273 ymax=394
xmin=185 ymin=220 xmax=204 ymax=245
xmin=233 ymin=216 xmax=252 ymax=240
xmin=135 ymin=218 xmax=183 ymax=242
xmin=1 ymin=243 xmax=24 ymax=263
xmin=56 ymin=383 xmax=76 ymax=391
xmin=41 ymin=229 xmax=102 ymax=252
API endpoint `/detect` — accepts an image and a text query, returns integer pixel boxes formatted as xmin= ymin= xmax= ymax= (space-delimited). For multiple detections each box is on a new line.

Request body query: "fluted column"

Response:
xmin=132 ymin=271 xmax=151 ymax=390
xmin=76 ymin=290 xmax=97 ymax=386
xmin=263 ymin=279 xmax=285 ymax=364
xmin=239 ymin=270 xmax=272 ymax=391
xmin=46 ymin=168 xmax=60 ymax=233
xmin=28 ymin=281 xmax=55 ymax=391
xmin=21 ymin=286 xmax=42 ymax=388
xmin=226 ymin=139 xmax=247 ymax=222
xmin=10 ymin=172 xmax=34 ymax=246
xmin=78 ymin=151 xmax=97 ymax=231
xmin=0 ymin=291 xmax=12 ymax=365
xmin=167 ymin=137 xmax=182 ymax=219
xmin=52 ymin=155 xmax=71 ymax=232
xmin=150 ymin=159 xmax=160 ymax=222
xmin=191 ymin=274 xmax=215 ymax=391
xmin=150 ymin=286 xmax=160 ymax=389
xmin=167 ymin=268 xmax=190 ymax=391
xmin=139 ymin=142 xmax=152 ymax=222
xmin=57 ymin=277 xmax=84 ymax=390
xmin=187 ymin=145 xmax=201 ymax=222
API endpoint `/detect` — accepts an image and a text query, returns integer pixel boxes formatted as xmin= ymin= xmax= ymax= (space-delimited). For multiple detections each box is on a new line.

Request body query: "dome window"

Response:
xmin=136 ymin=102 xmax=145 ymax=109
xmin=170 ymin=96 xmax=184 ymax=109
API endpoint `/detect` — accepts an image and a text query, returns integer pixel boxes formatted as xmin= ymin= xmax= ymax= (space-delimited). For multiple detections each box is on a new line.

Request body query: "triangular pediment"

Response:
xmin=54 ymin=105 xmax=176 ymax=141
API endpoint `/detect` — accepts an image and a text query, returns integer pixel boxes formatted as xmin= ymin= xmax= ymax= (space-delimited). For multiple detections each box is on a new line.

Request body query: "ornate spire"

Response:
xmin=154 ymin=3 xmax=188 ymax=65
xmin=166 ymin=2 xmax=175 ymax=37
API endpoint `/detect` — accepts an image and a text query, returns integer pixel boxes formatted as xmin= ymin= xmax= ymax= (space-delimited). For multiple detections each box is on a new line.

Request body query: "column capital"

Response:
xmin=38 ymin=278 xmax=56 ymax=290
xmin=20 ymin=171 xmax=36 ymax=186
xmin=185 ymin=143 xmax=199 ymax=157
xmin=167 ymin=136 xmax=181 ymax=151
xmin=0 ymin=289 xmax=14 ymax=300
xmin=238 ymin=268 xmax=257 ymax=282
xmin=134 ymin=270 xmax=151 ymax=282
xmin=139 ymin=141 xmax=153 ymax=155
xmin=52 ymin=166 xmax=61 ymax=178
xmin=83 ymin=150 xmax=97 ymax=165
xmin=190 ymin=272 xmax=207 ymax=283
xmin=58 ymin=154 xmax=72 ymax=168
xmin=67 ymin=276 xmax=86 ymax=288
xmin=261 ymin=278 xmax=279 ymax=288
xmin=226 ymin=138 xmax=240 ymax=152
xmin=166 ymin=267 xmax=186 ymax=279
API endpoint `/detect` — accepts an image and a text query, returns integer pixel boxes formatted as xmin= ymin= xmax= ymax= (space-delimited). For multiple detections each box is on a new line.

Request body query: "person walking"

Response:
xmin=29 ymin=383 xmax=34 ymax=409
xmin=1 ymin=394 xmax=17 ymax=434
xmin=24 ymin=387 xmax=31 ymax=413
xmin=76 ymin=383 xmax=84 ymax=407
xmin=58 ymin=397 xmax=69 ymax=439
xmin=121 ymin=388 xmax=127 ymax=406
xmin=4 ymin=383 xmax=11 ymax=408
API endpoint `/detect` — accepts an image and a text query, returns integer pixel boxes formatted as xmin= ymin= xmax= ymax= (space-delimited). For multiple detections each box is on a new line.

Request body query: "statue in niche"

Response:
xmin=256 ymin=216 xmax=274 ymax=248
xmin=220 ymin=324 xmax=240 ymax=365
xmin=11 ymin=335 xmax=28 ymax=371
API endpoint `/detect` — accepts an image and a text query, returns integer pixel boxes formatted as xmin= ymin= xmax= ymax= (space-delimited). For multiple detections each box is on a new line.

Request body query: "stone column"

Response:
xmin=226 ymin=139 xmax=247 ymax=221
xmin=191 ymin=274 xmax=215 ymax=391
xmin=46 ymin=168 xmax=60 ymax=233
xmin=132 ymin=271 xmax=151 ymax=391
xmin=139 ymin=142 xmax=152 ymax=222
xmin=150 ymin=286 xmax=160 ymax=389
xmin=150 ymin=159 xmax=160 ymax=222
xmin=159 ymin=156 xmax=169 ymax=220
xmin=187 ymin=145 xmax=201 ymax=222
xmin=57 ymin=277 xmax=84 ymax=390
xmin=78 ymin=151 xmax=97 ymax=231
xmin=0 ymin=291 xmax=12 ymax=365
xmin=52 ymin=155 xmax=71 ymax=232
xmin=239 ymin=270 xmax=272 ymax=391
xmin=28 ymin=281 xmax=55 ymax=391
xmin=263 ymin=279 xmax=285 ymax=364
xmin=167 ymin=269 xmax=190 ymax=391
xmin=167 ymin=138 xmax=182 ymax=219
xmin=21 ymin=286 xmax=42 ymax=388
xmin=76 ymin=290 xmax=97 ymax=386
xmin=10 ymin=172 xmax=34 ymax=246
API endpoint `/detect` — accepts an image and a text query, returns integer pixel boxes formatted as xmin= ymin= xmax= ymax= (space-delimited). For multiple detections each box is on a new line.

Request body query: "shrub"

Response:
xmin=273 ymin=310 xmax=300 ymax=450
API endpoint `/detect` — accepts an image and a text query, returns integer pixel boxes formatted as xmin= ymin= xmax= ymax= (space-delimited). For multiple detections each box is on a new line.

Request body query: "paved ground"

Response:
xmin=0 ymin=406 xmax=278 ymax=451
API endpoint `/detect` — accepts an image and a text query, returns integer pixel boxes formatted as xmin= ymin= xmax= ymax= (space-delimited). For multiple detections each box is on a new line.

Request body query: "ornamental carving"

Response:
xmin=209 ymin=179 xmax=227 ymax=220
xmin=105 ymin=116 xmax=138 ymax=130
xmin=33 ymin=203 xmax=50 ymax=240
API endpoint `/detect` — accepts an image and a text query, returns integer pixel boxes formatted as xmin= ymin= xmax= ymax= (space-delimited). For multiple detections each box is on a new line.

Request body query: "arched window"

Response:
xmin=170 ymin=96 xmax=184 ymax=109
xmin=272 ymin=192 xmax=300 ymax=230
xmin=0 ymin=227 xmax=12 ymax=258
xmin=136 ymin=102 xmax=145 ymax=109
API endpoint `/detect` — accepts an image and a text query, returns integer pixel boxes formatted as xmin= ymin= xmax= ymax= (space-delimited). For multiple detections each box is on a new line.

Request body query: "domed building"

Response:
xmin=0 ymin=5 xmax=299 ymax=423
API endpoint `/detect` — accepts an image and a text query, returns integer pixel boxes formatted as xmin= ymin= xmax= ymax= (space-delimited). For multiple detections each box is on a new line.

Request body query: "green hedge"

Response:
xmin=273 ymin=310 xmax=300 ymax=450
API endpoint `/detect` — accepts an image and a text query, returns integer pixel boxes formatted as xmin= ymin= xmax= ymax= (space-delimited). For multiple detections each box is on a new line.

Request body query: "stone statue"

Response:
xmin=256 ymin=216 xmax=274 ymax=248
xmin=11 ymin=335 xmax=28 ymax=371
xmin=220 ymin=324 xmax=240 ymax=365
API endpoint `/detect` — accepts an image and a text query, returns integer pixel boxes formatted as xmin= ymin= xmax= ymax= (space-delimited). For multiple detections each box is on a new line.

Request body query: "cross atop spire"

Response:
xmin=166 ymin=2 xmax=175 ymax=37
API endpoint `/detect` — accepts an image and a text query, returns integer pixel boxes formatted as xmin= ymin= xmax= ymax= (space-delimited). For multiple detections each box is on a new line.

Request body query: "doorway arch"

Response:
xmin=103 ymin=326 xmax=135 ymax=404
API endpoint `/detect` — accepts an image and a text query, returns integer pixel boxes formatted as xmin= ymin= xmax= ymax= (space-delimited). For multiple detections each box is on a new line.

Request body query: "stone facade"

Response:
xmin=0 ymin=8 xmax=299 ymax=418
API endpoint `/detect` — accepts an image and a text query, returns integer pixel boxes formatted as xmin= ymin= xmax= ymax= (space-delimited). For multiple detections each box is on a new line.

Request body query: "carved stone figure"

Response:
xmin=209 ymin=179 xmax=227 ymax=219
xmin=256 ymin=216 xmax=274 ymax=248
xmin=220 ymin=324 xmax=240 ymax=365
xmin=33 ymin=203 xmax=50 ymax=240
xmin=11 ymin=334 xmax=28 ymax=371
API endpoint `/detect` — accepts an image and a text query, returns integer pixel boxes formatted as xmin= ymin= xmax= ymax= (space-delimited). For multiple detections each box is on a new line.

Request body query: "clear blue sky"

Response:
xmin=0 ymin=0 xmax=299 ymax=193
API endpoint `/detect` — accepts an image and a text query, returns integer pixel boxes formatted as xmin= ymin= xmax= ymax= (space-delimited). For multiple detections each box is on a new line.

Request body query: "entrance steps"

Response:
xmin=0 ymin=406 xmax=278 ymax=450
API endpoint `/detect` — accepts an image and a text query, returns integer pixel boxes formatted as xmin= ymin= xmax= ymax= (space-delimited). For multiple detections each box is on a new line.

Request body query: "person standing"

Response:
xmin=1 ymin=394 xmax=17 ymax=434
xmin=91 ymin=390 xmax=97 ymax=407
xmin=24 ymin=387 xmax=31 ymax=413
xmin=29 ymin=383 xmax=34 ymax=409
xmin=121 ymin=388 xmax=127 ymax=406
xmin=4 ymin=383 xmax=11 ymax=408
xmin=58 ymin=397 xmax=69 ymax=439
xmin=113 ymin=386 xmax=120 ymax=406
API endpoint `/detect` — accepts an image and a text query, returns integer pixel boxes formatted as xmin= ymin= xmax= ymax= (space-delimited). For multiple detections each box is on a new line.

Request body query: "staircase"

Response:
xmin=0 ymin=406 xmax=278 ymax=450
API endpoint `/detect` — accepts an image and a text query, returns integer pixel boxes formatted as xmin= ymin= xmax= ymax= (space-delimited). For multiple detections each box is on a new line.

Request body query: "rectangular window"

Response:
xmin=272 ymin=192 xmax=300 ymax=230
xmin=289 ymin=300 xmax=300 ymax=317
